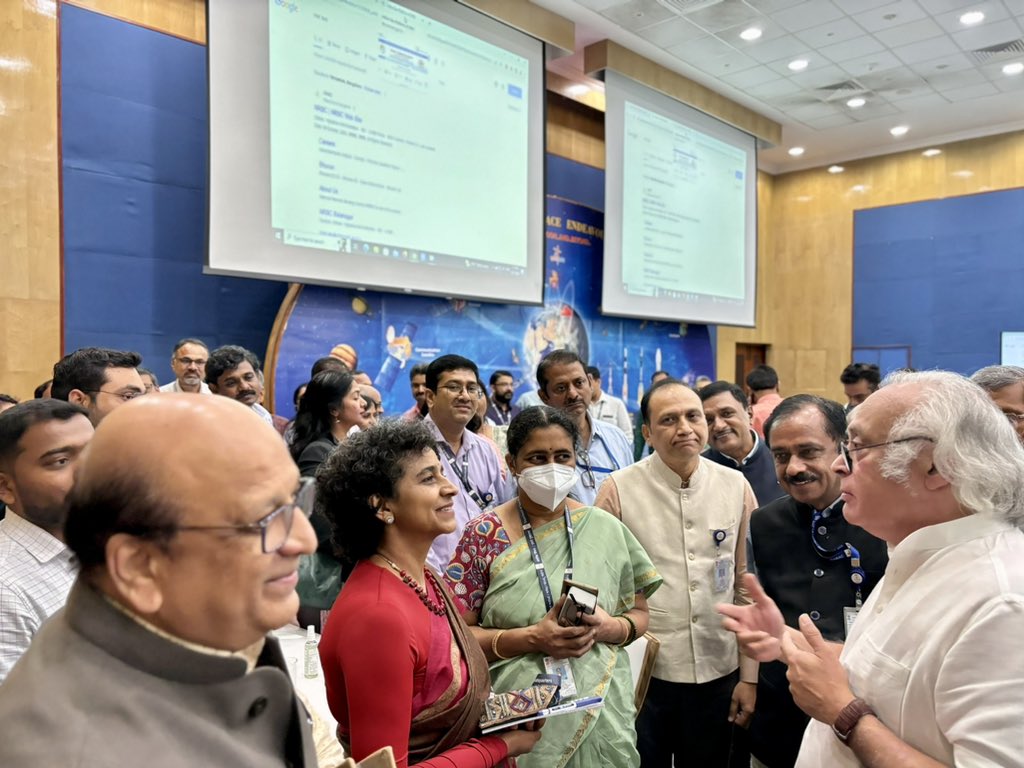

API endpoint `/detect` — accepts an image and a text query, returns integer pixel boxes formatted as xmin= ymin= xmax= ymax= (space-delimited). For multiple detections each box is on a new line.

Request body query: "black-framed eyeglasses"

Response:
xmin=840 ymin=436 xmax=934 ymax=470
xmin=85 ymin=388 xmax=145 ymax=402
xmin=438 ymin=382 xmax=482 ymax=397
xmin=174 ymin=477 xmax=316 ymax=553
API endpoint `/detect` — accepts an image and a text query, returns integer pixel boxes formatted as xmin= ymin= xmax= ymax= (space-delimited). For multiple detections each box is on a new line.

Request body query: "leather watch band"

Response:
xmin=832 ymin=697 xmax=875 ymax=744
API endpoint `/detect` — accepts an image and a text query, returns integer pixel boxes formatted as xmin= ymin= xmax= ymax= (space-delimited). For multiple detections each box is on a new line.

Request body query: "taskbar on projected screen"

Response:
xmin=275 ymin=230 xmax=526 ymax=277
xmin=625 ymin=284 xmax=743 ymax=304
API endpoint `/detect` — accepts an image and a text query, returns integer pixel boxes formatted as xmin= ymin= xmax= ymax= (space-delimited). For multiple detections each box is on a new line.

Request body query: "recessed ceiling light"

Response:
xmin=846 ymin=97 xmax=866 ymax=108
xmin=788 ymin=58 xmax=809 ymax=71
xmin=788 ymin=147 xmax=805 ymax=156
xmin=959 ymin=10 xmax=985 ymax=26
xmin=890 ymin=125 xmax=909 ymax=137
xmin=565 ymin=84 xmax=589 ymax=97
xmin=740 ymin=27 xmax=763 ymax=41
xmin=922 ymin=148 xmax=942 ymax=157
xmin=828 ymin=165 xmax=845 ymax=174
xmin=1003 ymin=62 xmax=1024 ymax=76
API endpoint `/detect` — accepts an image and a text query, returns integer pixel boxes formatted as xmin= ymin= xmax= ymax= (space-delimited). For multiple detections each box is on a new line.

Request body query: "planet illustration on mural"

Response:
xmin=330 ymin=343 xmax=358 ymax=370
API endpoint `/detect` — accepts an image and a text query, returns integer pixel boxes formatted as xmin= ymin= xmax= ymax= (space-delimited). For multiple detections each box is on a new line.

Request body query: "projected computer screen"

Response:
xmin=1002 ymin=332 xmax=1024 ymax=366
xmin=207 ymin=0 xmax=546 ymax=304
xmin=602 ymin=70 xmax=758 ymax=327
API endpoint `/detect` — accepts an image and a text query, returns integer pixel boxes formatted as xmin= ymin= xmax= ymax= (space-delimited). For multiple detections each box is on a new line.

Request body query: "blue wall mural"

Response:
xmin=273 ymin=197 xmax=714 ymax=419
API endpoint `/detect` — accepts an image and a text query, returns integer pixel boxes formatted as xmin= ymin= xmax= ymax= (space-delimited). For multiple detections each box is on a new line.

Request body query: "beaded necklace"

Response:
xmin=376 ymin=552 xmax=446 ymax=616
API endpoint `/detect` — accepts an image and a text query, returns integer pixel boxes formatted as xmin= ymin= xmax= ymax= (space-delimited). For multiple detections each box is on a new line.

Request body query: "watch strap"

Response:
xmin=832 ymin=697 xmax=875 ymax=743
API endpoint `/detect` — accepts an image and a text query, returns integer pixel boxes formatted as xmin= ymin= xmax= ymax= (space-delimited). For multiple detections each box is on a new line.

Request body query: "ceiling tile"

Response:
xmin=665 ymin=33 xmax=738 ymax=60
xmin=680 ymin=0 xmax=768 ymax=34
xmin=937 ymin=81 xmax=1000 ymax=100
xmin=719 ymin=64 xmax=784 ymax=87
xmin=851 ymin=0 xmax=929 ymax=33
xmin=572 ymin=0 xmax=623 ymax=11
xmin=743 ymin=33 xmax=814 ymax=62
xmin=906 ymin=51 xmax=977 ymax=76
xmin=874 ymin=17 xmax=946 ymax=47
xmin=837 ymin=49 xmax=904 ymax=77
xmin=789 ymin=62 xmax=855 ymax=87
xmin=884 ymin=93 xmax=947 ymax=112
xmin=743 ymin=0 xmax=808 ymax=13
xmin=804 ymin=112 xmax=857 ymax=128
xmin=892 ymin=35 xmax=960 ymax=65
xmin=746 ymin=76 xmax=805 ymax=98
xmin=716 ymin=17 xmax=792 ymax=47
xmin=817 ymin=34 xmax=886 ymax=63
xmin=830 ymin=0 xmax=895 ymax=11
xmin=993 ymin=73 xmax=1024 ymax=92
xmin=846 ymin=100 xmax=901 ymax=120
xmin=914 ymin=0 xmax=983 ymax=13
xmin=635 ymin=16 xmax=708 ymax=46
xmin=694 ymin=50 xmax=761 ymax=76
xmin=952 ymin=19 xmax=1024 ymax=52
xmin=769 ymin=1 xmax=845 ymax=32
xmin=788 ymin=100 xmax=845 ymax=119
xmin=600 ymin=0 xmax=679 ymax=31
xmin=794 ymin=17 xmax=868 ymax=48
xmin=928 ymin=68 xmax=991 ymax=90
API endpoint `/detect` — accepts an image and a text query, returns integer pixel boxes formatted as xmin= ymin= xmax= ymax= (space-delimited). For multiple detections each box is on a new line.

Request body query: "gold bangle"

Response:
xmin=491 ymin=629 xmax=510 ymax=660
xmin=618 ymin=614 xmax=638 ymax=646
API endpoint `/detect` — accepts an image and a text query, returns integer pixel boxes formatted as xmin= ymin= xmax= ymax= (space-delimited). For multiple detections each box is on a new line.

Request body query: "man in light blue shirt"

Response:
xmin=537 ymin=350 xmax=633 ymax=505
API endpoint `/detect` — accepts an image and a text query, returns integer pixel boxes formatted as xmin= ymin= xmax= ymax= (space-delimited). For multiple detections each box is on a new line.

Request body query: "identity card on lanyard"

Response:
xmin=518 ymin=499 xmax=579 ymax=696
xmin=711 ymin=528 xmax=732 ymax=593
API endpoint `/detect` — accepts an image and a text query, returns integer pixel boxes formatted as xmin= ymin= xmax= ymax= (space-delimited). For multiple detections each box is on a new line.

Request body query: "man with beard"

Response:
xmin=701 ymin=381 xmax=784 ymax=507
xmin=743 ymin=395 xmax=888 ymax=767
xmin=206 ymin=345 xmax=276 ymax=428
xmin=51 ymin=347 xmax=146 ymax=426
xmin=0 ymin=400 xmax=94 ymax=681
xmin=159 ymin=338 xmax=211 ymax=394
xmin=485 ymin=369 xmax=520 ymax=426
xmin=537 ymin=350 xmax=633 ymax=505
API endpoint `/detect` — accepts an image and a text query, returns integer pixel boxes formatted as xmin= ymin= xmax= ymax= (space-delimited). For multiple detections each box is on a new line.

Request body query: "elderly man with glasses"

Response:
xmin=971 ymin=364 xmax=1024 ymax=445
xmin=0 ymin=394 xmax=332 ymax=767
xmin=720 ymin=370 xmax=1024 ymax=768
xmin=160 ymin=337 xmax=211 ymax=394
xmin=422 ymin=354 xmax=506 ymax=572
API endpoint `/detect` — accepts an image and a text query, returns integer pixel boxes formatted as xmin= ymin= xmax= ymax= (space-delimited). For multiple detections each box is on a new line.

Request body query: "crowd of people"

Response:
xmin=0 ymin=340 xmax=1023 ymax=768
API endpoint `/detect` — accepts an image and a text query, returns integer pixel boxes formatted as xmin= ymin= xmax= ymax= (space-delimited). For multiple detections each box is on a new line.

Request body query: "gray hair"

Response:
xmin=879 ymin=370 xmax=1024 ymax=526
xmin=970 ymin=365 xmax=1024 ymax=393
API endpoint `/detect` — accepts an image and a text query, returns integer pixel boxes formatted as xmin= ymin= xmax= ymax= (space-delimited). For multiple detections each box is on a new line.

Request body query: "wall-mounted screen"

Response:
xmin=208 ymin=0 xmax=546 ymax=304
xmin=1002 ymin=332 xmax=1024 ymax=366
xmin=602 ymin=70 xmax=758 ymax=326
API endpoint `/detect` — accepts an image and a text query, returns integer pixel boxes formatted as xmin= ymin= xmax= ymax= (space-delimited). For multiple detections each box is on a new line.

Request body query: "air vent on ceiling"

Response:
xmin=654 ymin=0 xmax=726 ymax=15
xmin=817 ymin=79 xmax=866 ymax=93
xmin=969 ymin=38 xmax=1024 ymax=63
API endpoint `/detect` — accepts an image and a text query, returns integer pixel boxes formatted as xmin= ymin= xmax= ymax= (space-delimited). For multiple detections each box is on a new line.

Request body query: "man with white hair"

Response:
xmin=971 ymin=364 xmax=1024 ymax=444
xmin=719 ymin=370 xmax=1024 ymax=767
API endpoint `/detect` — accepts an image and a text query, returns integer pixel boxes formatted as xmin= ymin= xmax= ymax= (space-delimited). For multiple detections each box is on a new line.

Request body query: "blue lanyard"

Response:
xmin=811 ymin=508 xmax=866 ymax=605
xmin=576 ymin=431 xmax=621 ymax=476
xmin=517 ymin=499 xmax=574 ymax=612
xmin=438 ymin=441 xmax=492 ymax=510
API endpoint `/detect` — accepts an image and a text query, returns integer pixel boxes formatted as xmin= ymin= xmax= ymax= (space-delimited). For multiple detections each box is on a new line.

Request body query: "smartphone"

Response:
xmin=557 ymin=580 xmax=599 ymax=627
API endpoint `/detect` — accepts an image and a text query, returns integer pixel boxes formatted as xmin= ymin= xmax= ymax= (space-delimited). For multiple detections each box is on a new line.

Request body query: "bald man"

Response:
xmin=0 ymin=395 xmax=325 ymax=767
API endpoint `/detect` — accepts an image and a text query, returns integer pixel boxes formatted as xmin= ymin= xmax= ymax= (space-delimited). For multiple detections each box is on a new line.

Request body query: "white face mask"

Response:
xmin=517 ymin=463 xmax=578 ymax=510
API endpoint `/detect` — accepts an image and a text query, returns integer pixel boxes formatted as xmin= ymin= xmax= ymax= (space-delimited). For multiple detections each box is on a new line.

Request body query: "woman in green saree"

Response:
xmin=445 ymin=406 xmax=662 ymax=768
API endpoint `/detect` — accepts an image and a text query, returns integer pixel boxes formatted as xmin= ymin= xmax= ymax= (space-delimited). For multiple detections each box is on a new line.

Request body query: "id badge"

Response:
xmin=843 ymin=606 xmax=860 ymax=638
xmin=713 ymin=557 xmax=733 ymax=593
xmin=543 ymin=656 xmax=578 ymax=698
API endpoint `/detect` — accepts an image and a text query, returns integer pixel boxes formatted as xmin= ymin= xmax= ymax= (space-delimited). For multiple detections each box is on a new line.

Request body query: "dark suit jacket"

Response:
xmin=0 ymin=580 xmax=317 ymax=768
xmin=704 ymin=433 xmax=786 ymax=507
xmin=747 ymin=496 xmax=888 ymax=768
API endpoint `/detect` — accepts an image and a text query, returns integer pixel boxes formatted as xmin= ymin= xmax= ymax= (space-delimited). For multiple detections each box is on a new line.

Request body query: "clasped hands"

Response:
xmin=716 ymin=574 xmax=857 ymax=724
xmin=530 ymin=597 xmax=627 ymax=659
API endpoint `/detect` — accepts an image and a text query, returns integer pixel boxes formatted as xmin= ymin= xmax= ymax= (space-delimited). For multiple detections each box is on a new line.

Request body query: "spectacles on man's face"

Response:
xmin=175 ymin=356 xmax=207 ymax=368
xmin=85 ymin=388 xmax=145 ymax=403
xmin=1004 ymin=412 xmax=1024 ymax=426
xmin=438 ymin=382 xmax=482 ymax=398
xmin=174 ymin=477 xmax=315 ymax=553
xmin=839 ymin=436 xmax=934 ymax=471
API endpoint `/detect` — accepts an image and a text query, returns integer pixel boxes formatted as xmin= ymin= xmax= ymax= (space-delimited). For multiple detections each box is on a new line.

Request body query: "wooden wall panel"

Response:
xmin=64 ymin=0 xmax=206 ymax=42
xmin=717 ymin=130 xmax=1024 ymax=402
xmin=0 ymin=1 xmax=62 ymax=400
xmin=547 ymin=92 xmax=604 ymax=168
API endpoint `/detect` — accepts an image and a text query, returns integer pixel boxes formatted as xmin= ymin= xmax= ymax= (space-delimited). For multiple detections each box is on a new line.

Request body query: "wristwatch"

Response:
xmin=832 ymin=697 xmax=875 ymax=743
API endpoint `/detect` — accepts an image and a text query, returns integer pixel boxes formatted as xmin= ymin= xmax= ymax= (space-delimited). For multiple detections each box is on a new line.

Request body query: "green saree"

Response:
xmin=480 ymin=506 xmax=661 ymax=768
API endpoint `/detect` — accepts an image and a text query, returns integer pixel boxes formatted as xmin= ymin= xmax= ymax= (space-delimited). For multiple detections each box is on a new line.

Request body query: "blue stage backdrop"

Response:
xmin=60 ymin=5 xmax=286 ymax=384
xmin=853 ymin=187 xmax=1024 ymax=376
xmin=273 ymin=197 xmax=714 ymax=419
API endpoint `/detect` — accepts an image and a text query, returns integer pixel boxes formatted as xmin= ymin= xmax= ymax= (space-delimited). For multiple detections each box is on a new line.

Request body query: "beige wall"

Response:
xmin=4 ymin=0 xmax=1024 ymax=403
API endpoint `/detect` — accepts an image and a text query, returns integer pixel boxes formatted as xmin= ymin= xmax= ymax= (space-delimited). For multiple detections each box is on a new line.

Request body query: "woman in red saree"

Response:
xmin=316 ymin=420 xmax=541 ymax=767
